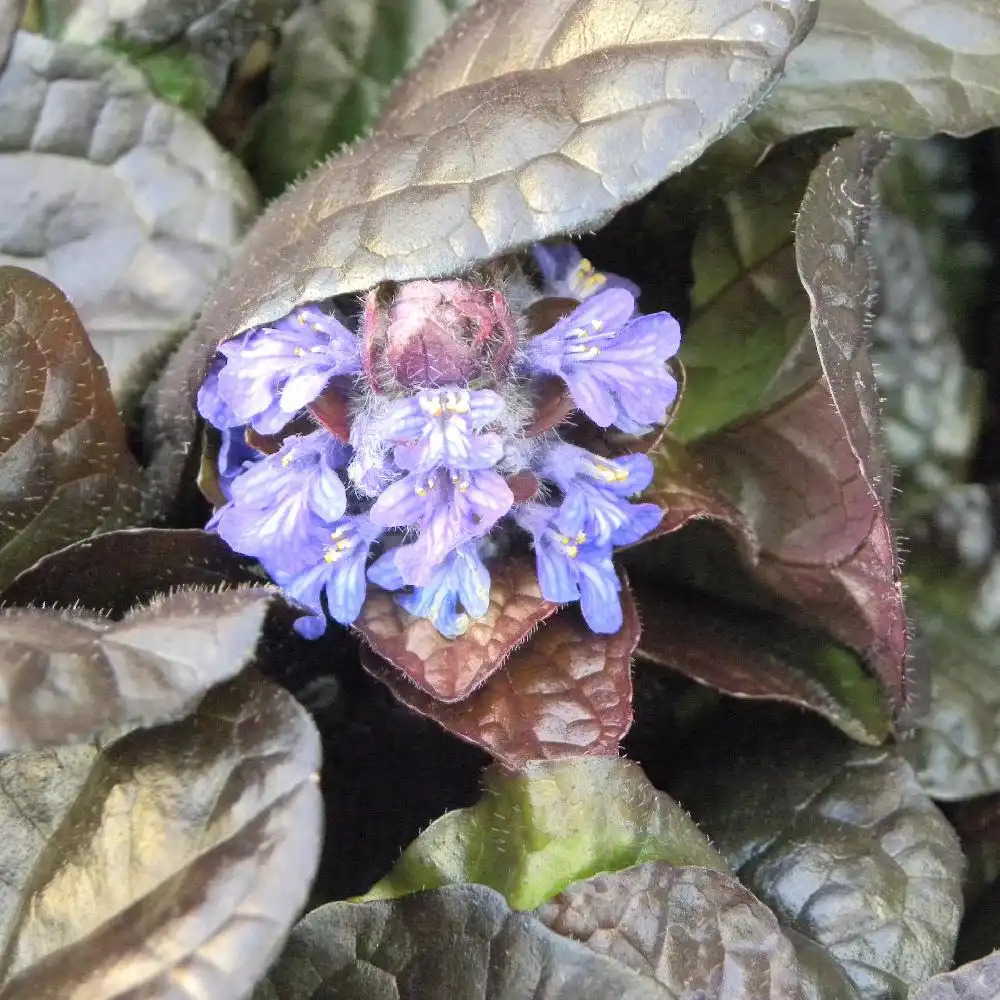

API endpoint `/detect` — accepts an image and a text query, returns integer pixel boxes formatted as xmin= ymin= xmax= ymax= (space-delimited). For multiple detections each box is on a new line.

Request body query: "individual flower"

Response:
xmin=210 ymin=431 xmax=349 ymax=576
xmin=538 ymin=443 xmax=664 ymax=546
xmin=369 ymin=542 xmax=491 ymax=639
xmin=274 ymin=514 xmax=383 ymax=637
xmin=199 ymin=246 xmax=680 ymax=641
xmin=533 ymin=242 xmax=640 ymax=301
xmin=370 ymin=468 xmax=514 ymax=586
xmin=377 ymin=387 xmax=507 ymax=473
xmin=524 ymin=288 xmax=681 ymax=432
xmin=514 ymin=502 xmax=624 ymax=633
xmin=197 ymin=305 xmax=360 ymax=434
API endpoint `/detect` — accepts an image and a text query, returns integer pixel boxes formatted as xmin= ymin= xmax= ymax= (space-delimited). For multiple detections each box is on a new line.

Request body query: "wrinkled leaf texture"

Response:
xmin=0 ymin=267 xmax=142 ymax=590
xmin=362 ymin=594 xmax=639 ymax=768
xmin=364 ymin=757 xmax=725 ymax=911
xmin=149 ymin=0 xmax=817 ymax=506
xmin=536 ymin=861 xmax=800 ymax=999
xmin=355 ymin=556 xmax=557 ymax=701
xmin=0 ymin=587 xmax=273 ymax=751
xmin=901 ymin=575 xmax=1000 ymax=800
xmin=0 ymin=673 xmax=322 ymax=1000
xmin=670 ymin=712 xmax=964 ymax=1000
xmin=0 ymin=32 xmax=256 ymax=400
xmin=913 ymin=951 xmax=1000 ymax=1000
xmin=748 ymin=0 xmax=1000 ymax=140
xmin=256 ymin=884 xmax=674 ymax=1000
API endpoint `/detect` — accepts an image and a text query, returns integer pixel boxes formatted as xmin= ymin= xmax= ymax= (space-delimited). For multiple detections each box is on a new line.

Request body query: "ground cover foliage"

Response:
xmin=3 ymin=0 xmax=1000 ymax=996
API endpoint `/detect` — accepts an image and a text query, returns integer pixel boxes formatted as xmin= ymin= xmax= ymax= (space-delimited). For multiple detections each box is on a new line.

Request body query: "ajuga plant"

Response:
xmin=3 ymin=0 xmax=1000 ymax=998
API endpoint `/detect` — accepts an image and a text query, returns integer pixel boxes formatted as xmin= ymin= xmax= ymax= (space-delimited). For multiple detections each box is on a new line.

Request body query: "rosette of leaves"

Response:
xmin=151 ymin=0 xmax=924 ymax=763
xmin=4 ymin=0 xmax=1000 ymax=993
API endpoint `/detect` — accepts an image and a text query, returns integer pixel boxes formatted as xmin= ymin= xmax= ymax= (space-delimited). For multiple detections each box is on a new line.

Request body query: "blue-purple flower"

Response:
xmin=514 ymin=502 xmax=624 ymax=634
xmin=210 ymin=432 xmax=348 ymax=576
xmin=369 ymin=542 xmax=491 ymax=638
xmin=524 ymin=288 xmax=681 ymax=433
xmin=198 ymin=305 xmax=360 ymax=434
xmin=198 ymin=241 xmax=680 ymax=640
xmin=539 ymin=444 xmax=664 ymax=547
xmin=533 ymin=243 xmax=640 ymax=302
xmin=274 ymin=514 xmax=382 ymax=637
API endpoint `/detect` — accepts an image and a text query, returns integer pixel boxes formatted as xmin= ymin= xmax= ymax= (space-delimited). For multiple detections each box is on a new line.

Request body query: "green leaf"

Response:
xmin=0 ymin=673 xmax=323 ymax=1000
xmin=255 ymin=884 xmax=675 ymax=1000
xmin=669 ymin=711 xmax=965 ymax=1000
xmin=536 ymin=862 xmax=801 ymax=998
xmin=248 ymin=0 xmax=470 ymax=198
xmin=746 ymin=0 xmax=1000 ymax=139
xmin=0 ymin=32 xmax=257 ymax=400
xmin=0 ymin=588 xmax=274 ymax=751
xmin=669 ymin=137 xmax=823 ymax=442
xmin=102 ymin=40 xmax=214 ymax=116
xmin=0 ymin=267 xmax=143 ymax=589
xmin=362 ymin=758 xmax=726 ymax=911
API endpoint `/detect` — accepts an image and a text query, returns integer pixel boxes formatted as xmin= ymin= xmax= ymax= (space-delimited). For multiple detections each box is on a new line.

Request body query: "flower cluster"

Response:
xmin=198 ymin=244 xmax=680 ymax=638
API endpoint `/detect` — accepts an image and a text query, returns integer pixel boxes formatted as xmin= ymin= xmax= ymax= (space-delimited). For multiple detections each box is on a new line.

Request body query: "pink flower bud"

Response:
xmin=362 ymin=280 xmax=517 ymax=391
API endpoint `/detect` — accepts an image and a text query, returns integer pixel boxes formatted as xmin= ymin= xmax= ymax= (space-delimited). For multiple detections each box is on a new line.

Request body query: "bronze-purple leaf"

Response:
xmin=0 ymin=267 xmax=143 ymax=590
xmin=536 ymin=862 xmax=800 ymax=1000
xmin=362 ymin=590 xmax=640 ymax=769
xmin=2 ymin=528 xmax=261 ymax=616
xmin=645 ymin=133 xmax=907 ymax=711
xmin=354 ymin=556 xmax=557 ymax=702
xmin=632 ymin=583 xmax=891 ymax=745
xmin=0 ymin=588 xmax=275 ymax=751
xmin=912 ymin=952 xmax=1000 ymax=1000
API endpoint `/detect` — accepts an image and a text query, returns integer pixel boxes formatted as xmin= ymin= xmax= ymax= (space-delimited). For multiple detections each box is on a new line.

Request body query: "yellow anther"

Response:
xmin=590 ymin=319 xmax=603 ymax=331
xmin=559 ymin=535 xmax=571 ymax=545
xmin=564 ymin=545 xmax=579 ymax=558
xmin=323 ymin=549 xmax=339 ymax=563
xmin=281 ymin=456 xmax=293 ymax=468
xmin=293 ymin=346 xmax=306 ymax=357
xmin=297 ymin=314 xmax=307 ymax=324
xmin=415 ymin=486 xmax=427 ymax=496
xmin=576 ymin=531 xmax=587 ymax=544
